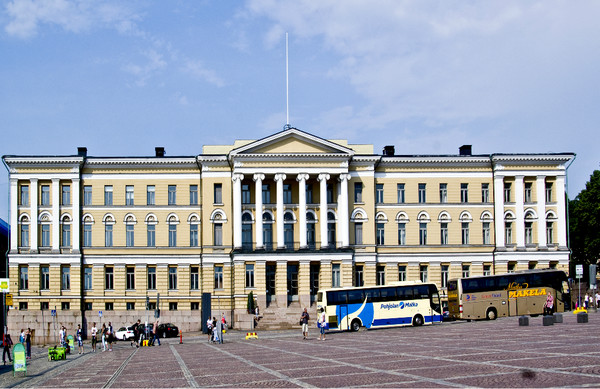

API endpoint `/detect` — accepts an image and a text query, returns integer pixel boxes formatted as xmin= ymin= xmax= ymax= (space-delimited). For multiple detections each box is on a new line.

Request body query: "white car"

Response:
xmin=115 ymin=326 xmax=135 ymax=341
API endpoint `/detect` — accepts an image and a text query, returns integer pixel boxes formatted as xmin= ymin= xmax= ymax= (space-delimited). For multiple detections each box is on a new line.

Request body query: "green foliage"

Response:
xmin=569 ymin=170 xmax=600 ymax=270
xmin=247 ymin=291 xmax=255 ymax=313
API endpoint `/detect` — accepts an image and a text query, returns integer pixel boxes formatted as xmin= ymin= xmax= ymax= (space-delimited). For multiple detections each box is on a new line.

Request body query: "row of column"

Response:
xmin=493 ymin=175 xmax=566 ymax=248
xmin=232 ymin=173 xmax=350 ymax=249
xmin=10 ymin=178 xmax=80 ymax=253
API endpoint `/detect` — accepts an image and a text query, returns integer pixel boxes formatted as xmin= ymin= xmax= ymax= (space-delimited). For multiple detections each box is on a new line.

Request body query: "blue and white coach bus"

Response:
xmin=316 ymin=281 xmax=442 ymax=332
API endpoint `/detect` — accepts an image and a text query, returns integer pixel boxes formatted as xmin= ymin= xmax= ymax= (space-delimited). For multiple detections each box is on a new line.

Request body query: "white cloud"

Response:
xmin=182 ymin=59 xmax=225 ymax=87
xmin=122 ymin=49 xmax=167 ymax=87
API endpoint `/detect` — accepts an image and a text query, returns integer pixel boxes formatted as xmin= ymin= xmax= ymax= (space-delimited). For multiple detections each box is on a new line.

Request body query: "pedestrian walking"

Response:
xmin=152 ymin=320 xmax=161 ymax=346
xmin=59 ymin=326 xmax=65 ymax=347
xmin=318 ymin=308 xmax=326 ymax=341
xmin=91 ymin=322 xmax=98 ymax=352
xmin=107 ymin=322 xmax=113 ymax=351
xmin=19 ymin=329 xmax=25 ymax=344
xmin=595 ymin=291 xmax=600 ymax=308
xmin=206 ymin=317 xmax=214 ymax=342
xmin=215 ymin=318 xmax=222 ymax=344
xmin=26 ymin=328 xmax=31 ymax=359
xmin=544 ymin=292 xmax=554 ymax=316
xmin=76 ymin=324 xmax=84 ymax=354
xmin=3 ymin=333 xmax=13 ymax=365
xmin=132 ymin=319 xmax=141 ymax=348
xmin=584 ymin=293 xmax=590 ymax=309
xmin=101 ymin=323 xmax=107 ymax=351
xmin=300 ymin=308 xmax=310 ymax=340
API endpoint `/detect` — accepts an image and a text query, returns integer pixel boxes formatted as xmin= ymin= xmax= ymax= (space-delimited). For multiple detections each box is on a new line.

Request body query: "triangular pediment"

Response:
xmin=229 ymin=128 xmax=355 ymax=157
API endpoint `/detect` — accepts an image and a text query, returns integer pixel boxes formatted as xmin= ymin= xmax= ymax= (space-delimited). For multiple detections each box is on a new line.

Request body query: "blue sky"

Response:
xmin=1 ymin=0 xmax=599 ymax=222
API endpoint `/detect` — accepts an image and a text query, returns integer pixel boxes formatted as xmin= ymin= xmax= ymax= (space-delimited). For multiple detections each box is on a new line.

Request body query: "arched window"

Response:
xmin=327 ymin=211 xmax=336 ymax=248
xmin=306 ymin=211 xmax=316 ymax=249
xmin=19 ymin=214 xmax=30 ymax=248
xmin=263 ymin=212 xmax=273 ymax=251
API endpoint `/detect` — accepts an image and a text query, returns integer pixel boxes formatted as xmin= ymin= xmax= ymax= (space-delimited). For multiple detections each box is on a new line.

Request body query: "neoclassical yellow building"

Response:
xmin=3 ymin=128 xmax=573 ymax=334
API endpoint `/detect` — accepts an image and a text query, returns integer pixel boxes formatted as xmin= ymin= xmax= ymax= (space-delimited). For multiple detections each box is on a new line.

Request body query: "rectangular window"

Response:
xmin=40 ymin=302 xmax=49 ymax=311
xmin=126 ymin=185 xmax=134 ymax=205
xmin=126 ymin=302 xmax=135 ymax=311
xmin=507 ymin=263 xmax=516 ymax=273
xmin=306 ymin=184 xmax=313 ymax=204
xmin=214 ymin=223 xmax=223 ymax=246
xmin=214 ymin=183 xmax=222 ymax=204
xmin=376 ymin=223 xmax=385 ymax=245
xmin=105 ymin=302 xmax=113 ymax=311
xmin=83 ymin=224 xmax=92 ymax=247
xmin=61 ymin=224 xmax=70 ymax=247
xmin=332 ymin=264 xmax=341 ymax=287
xmin=398 ymin=265 xmax=407 ymax=282
xmin=105 ymin=224 xmax=113 ymax=247
xmin=376 ymin=184 xmax=384 ymax=204
xmin=528 ymin=261 xmax=536 ymax=270
xmin=40 ymin=266 xmax=50 ymax=290
xmin=147 ymin=185 xmax=155 ymax=205
xmin=19 ymin=302 xmax=28 ymax=311
xmin=481 ymin=183 xmax=489 ymax=203
xmin=546 ymin=222 xmax=554 ymax=244
xmin=354 ymin=182 xmax=363 ymax=203
xmin=525 ymin=222 xmax=533 ymax=244
xmin=524 ymin=182 xmax=532 ymax=203
xmin=242 ymin=184 xmax=251 ymax=204
xmin=354 ymin=265 xmax=364 ymax=287
xmin=126 ymin=266 xmax=135 ymax=290
xmin=504 ymin=183 xmax=511 ymax=203
xmin=105 ymin=267 xmax=114 ymax=290
xmin=190 ymin=266 xmax=199 ymax=290
xmin=169 ymin=302 xmax=178 ymax=311
xmin=20 ymin=185 xmax=29 ymax=206
xmin=104 ymin=185 xmax=113 ymax=206
xmin=419 ymin=265 xmax=428 ymax=282
xmin=439 ymin=183 xmax=447 ymax=203
xmin=397 ymin=183 xmax=405 ymax=204
xmin=147 ymin=224 xmax=155 ymax=247
xmin=62 ymin=185 xmax=71 ymax=206
xmin=283 ymin=184 xmax=292 ymax=204
xmin=84 ymin=302 xmax=93 ymax=311
xmin=19 ymin=266 xmax=28 ymax=290
xmin=505 ymin=222 xmax=513 ymax=244
xmin=245 ymin=264 xmax=255 ymax=288
xmin=545 ymin=182 xmax=553 ymax=203
xmin=41 ymin=224 xmax=50 ymax=247
xmin=84 ymin=267 xmax=92 ymax=290
xmin=262 ymin=184 xmax=271 ymax=203
xmin=483 ymin=264 xmax=492 ymax=276
xmin=191 ymin=302 xmax=200 ymax=311
xmin=482 ymin=222 xmax=491 ymax=245
xmin=461 ymin=183 xmax=469 ymax=203
xmin=462 ymin=265 xmax=470 ymax=278
xmin=376 ymin=265 xmax=385 ymax=286
xmin=418 ymin=183 xmax=426 ymax=203
xmin=147 ymin=267 xmax=156 ymax=290
xmin=41 ymin=185 xmax=50 ymax=206
xmin=214 ymin=265 xmax=223 ymax=289
xmin=61 ymin=302 xmax=70 ymax=311
xmin=398 ymin=223 xmax=406 ymax=245
xmin=190 ymin=224 xmax=198 ymax=247
xmin=419 ymin=223 xmax=427 ymax=245
xmin=441 ymin=265 xmax=449 ymax=288
xmin=440 ymin=223 xmax=448 ymax=245
xmin=169 ymin=267 xmax=178 ymax=290
xmin=168 ymin=185 xmax=177 ymax=205
xmin=354 ymin=223 xmax=363 ymax=245
xmin=126 ymin=224 xmax=134 ymax=247
xmin=83 ymin=186 xmax=92 ymax=205
xmin=168 ymin=224 xmax=177 ymax=247
xmin=190 ymin=185 xmax=198 ymax=205
xmin=461 ymin=223 xmax=469 ymax=245
xmin=20 ymin=224 xmax=29 ymax=247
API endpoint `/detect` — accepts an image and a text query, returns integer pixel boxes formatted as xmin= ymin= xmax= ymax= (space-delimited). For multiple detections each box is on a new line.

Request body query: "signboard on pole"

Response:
xmin=576 ymin=264 xmax=583 ymax=278
xmin=51 ymin=309 xmax=56 ymax=317
xmin=0 ymin=278 xmax=10 ymax=293
xmin=99 ymin=310 xmax=103 ymax=318
xmin=5 ymin=293 xmax=13 ymax=306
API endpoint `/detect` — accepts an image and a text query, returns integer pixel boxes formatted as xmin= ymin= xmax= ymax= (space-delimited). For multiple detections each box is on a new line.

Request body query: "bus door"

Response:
xmin=338 ymin=305 xmax=349 ymax=330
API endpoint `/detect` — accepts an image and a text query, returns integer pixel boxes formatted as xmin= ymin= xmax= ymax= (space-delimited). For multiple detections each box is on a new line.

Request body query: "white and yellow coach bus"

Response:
xmin=316 ymin=282 xmax=442 ymax=332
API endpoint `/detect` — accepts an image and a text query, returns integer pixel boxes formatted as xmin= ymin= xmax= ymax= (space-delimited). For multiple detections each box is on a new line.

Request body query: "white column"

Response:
xmin=72 ymin=178 xmax=81 ymax=253
xmin=338 ymin=174 xmax=350 ymax=247
xmin=253 ymin=173 xmax=265 ymax=249
xmin=30 ymin=178 xmax=38 ymax=252
xmin=515 ymin=175 xmax=525 ymax=248
xmin=52 ymin=178 xmax=60 ymax=252
xmin=274 ymin=173 xmax=286 ymax=248
xmin=9 ymin=178 xmax=18 ymax=252
xmin=232 ymin=173 xmax=244 ymax=249
xmin=493 ymin=175 xmax=505 ymax=248
xmin=556 ymin=175 xmax=567 ymax=248
xmin=297 ymin=173 xmax=309 ymax=248
xmin=318 ymin=173 xmax=330 ymax=248
xmin=536 ymin=176 xmax=547 ymax=249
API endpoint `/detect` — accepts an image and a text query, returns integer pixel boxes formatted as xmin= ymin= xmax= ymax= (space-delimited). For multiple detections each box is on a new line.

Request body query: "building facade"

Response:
xmin=3 ymin=128 xmax=573 ymax=336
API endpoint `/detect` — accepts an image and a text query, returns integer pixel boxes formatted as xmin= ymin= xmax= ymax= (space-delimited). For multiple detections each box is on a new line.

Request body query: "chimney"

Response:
xmin=382 ymin=145 xmax=395 ymax=156
xmin=77 ymin=147 xmax=87 ymax=157
xmin=459 ymin=145 xmax=472 ymax=156
xmin=155 ymin=147 xmax=165 ymax=157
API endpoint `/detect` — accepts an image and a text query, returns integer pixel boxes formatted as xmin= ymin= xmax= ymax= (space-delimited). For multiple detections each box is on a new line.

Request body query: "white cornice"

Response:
xmin=85 ymin=157 xmax=197 ymax=167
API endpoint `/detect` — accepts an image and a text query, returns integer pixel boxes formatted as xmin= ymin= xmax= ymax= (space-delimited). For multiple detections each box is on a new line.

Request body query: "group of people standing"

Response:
xmin=87 ymin=322 xmax=114 ymax=352
xmin=130 ymin=319 xmax=161 ymax=347
xmin=206 ymin=314 xmax=227 ymax=343
xmin=300 ymin=308 xmax=327 ymax=341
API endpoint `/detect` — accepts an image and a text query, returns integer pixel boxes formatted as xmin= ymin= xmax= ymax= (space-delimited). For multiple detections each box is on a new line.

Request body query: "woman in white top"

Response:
xmin=318 ymin=309 xmax=326 ymax=341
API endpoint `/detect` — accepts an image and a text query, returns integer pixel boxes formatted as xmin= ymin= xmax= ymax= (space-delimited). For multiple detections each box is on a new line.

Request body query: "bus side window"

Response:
xmin=329 ymin=291 xmax=348 ymax=305
xmin=366 ymin=289 xmax=380 ymax=303
xmin=380 ymin=287 xmax=397 ymax=302
xmin=498 ymin=277 xmax=509 ymax=290
xmin=397 ymin=286 xmax=413 ymax=300
xmin=415 ymin=285 xmax=429 ymax=299
xmin=347 ymin=290 xmax=364 ymax=304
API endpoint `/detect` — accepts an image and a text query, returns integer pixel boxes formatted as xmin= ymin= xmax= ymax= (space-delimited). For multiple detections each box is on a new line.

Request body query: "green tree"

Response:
xmin=569 ymin=170 xmax=600 ymax=277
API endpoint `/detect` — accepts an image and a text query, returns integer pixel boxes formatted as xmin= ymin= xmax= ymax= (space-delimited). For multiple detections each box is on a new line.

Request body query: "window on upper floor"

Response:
xmin=398 ymin=265 xmax=406 ymax=282
xmin=61 ymin=267 xmax=71 ymax=291
xmin=439 ymin=183 xmax=447 ymax=203
xmin=441 ymin=265 xmax=449 ymax=288
xmin=397 ymin=183 xmax=405 ymax=204
xmin=214 ymin=265 xmax=223 ymax=289
xmin=545 ymin=182 xmax=553 ymax=203
xmin=62 ymin=185 xmax=71 ymax=206
xmin=190 ymin=266 xmax=199 ymax=290
xmin=41 ymin=185 xmax=50 ymax=206
xmin=168 ymin=185 xmax=177 ymax=205
xmin=242 ymin=184 xmax=251 ymax=204
xmin=190 ymin=185 xmax=198 ymax=205
xmin=462 ymin=222 xmax=470 ymax=245
xmin=147 ymin=185 xmax=155 ymax=205
xmin=354 ymin=182 xmax=363 ymax=203
xmin=305 ymin=184 xmax=313 ymax=204
xmin=418 ymin=183 xmax=426 ymax=203
xmin=169 ymin=267 xmax=178 ymax=290
xmin=126 ymin=266 xmax=135 ymax=290
xmin=376 ymin=184 xmax=384 ymax=204
xmin=40 ymin=266 xmax=50 ymax=290
xmin=214 ymin=183 xmax=222 ymax=204
xmin=262 ymin=184 xmax=271 ymax=204
xmin=83 ymin=185 xmax=92 ymax=205
xmin=481 ymin=183 xmax=490 ymax=203
xmin=20 ymin=185 xmax=29 ymax=206
xmin=461 ymin=183 xmax=469 ymax=203
xmin=524 ymin=182 xmax=532 ymax=203
xmin=126 ymin=185 xmax=134 ymax=205
xmin=440 ymin=223 xmax=448 ymax=245
xmin=327 ymin=183 xmax=334 ymax=203
xmin=283 ymin=184 xmax=292 ymax=204
xmin=104 ymin=185 xmax=113 ymax=206
xmin=504 ymin=183 xmax=511 ymax=203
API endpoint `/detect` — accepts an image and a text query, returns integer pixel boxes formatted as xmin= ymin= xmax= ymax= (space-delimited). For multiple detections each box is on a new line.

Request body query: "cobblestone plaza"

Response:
xmin=2 ymin=312 xmax=599 ymax=388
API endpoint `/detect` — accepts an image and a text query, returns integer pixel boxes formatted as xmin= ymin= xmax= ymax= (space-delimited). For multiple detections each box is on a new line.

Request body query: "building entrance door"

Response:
xmin=266 ymin=264 xmax=276 ymax=307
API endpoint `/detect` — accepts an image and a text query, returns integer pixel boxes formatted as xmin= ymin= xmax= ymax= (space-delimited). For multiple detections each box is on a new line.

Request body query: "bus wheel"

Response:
xmin=350 ymin=319 xmax=361 ymax=332
xmin=412 ymin=314 xmax=424 ymax=327
xmin=486 ymin=308 xmax=497 ymax=320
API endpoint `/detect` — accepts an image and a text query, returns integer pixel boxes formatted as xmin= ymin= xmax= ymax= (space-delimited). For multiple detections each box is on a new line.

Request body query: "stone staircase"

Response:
xmin=255 ymin=302 xmax=318 ymax=330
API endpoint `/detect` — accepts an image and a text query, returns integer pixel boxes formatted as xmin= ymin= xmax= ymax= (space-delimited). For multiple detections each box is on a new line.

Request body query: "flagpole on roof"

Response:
xmin=285 ymin=32 xmax=290 ymax=130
